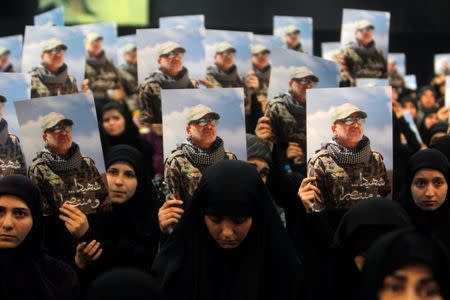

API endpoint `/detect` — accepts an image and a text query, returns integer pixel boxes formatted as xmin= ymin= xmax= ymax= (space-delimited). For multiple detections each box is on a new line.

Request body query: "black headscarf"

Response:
xmin=358 ymin=228 xmax=450 ymax=300
xmin=151 ymin=160 xmax=303 ymax=300
xmin=85 ymin=267 xmax=161 ymax=300
xmin=328 ymin=197 xmax=412 ymax=300
xmin=401 ymin=149 xmax=450 ymax=250
xmin=0 ymin=175 xmax=79 ymax=300
xmin=430 ymin=134 xmax=450 ymax=162
xmin=105 ymin=145 xmax=160 ymax=270
xmin=100 ymin=102 xmax=154 ymax=178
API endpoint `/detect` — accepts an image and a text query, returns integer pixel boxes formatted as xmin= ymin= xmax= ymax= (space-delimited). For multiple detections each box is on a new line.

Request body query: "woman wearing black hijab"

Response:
xmin=151 ymin=160 xmax=304 ymax=300
xmin=401 ymin=149 xmax=450 ymax=250
xmin=430 ymin=135 xmax=450 ymax=161
xmin=0 ymin=175 xmax=79 ymax=300
xmin=85 ymin=268 xmax=161 ymax=300
xmin=327 ymin=197 xmax=412 ymax=300
xmin=100 ymin=102 xmax=154 ymax=178
xmin=103 ymin=145 xmax=160 ymax=270
xmin=358 ymin=228 xmax=450 ymax=300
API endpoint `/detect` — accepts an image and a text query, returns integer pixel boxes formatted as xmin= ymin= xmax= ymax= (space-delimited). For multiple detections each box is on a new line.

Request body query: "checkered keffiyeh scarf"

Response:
xmin=38 ymin=143 xmax=83 ymax=172
xmin=325 ymin=136 xmax=372 ymax=165
xmin=181 ymin=137 xmax=226 ymax=167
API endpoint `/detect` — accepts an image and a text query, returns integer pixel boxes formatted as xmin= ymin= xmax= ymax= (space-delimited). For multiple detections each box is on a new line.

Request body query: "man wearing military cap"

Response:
xmin=299 ymin=102 xmax=390 ymax=212
xmin=118 ymin=43 xmax=139 ymax=112
xmin=138 ymin=41 xmax=196 ymax=125
xmin=256 ymin=66 xmax=319 ymax=178
xmin=204 ymin=41 xmax=261 ymax=133
xmin=338 ymin=19 xmax=387 ymax=86
xmin=0 ymin=47 xmax=14 ymax=73
xmin=0 ymin=95 xmax=26 ymax=178
xmin=284 ymin=25 xmax=304 ymax=53
xmin=159 ymin=104 xmax=237 ymax=234
xmin=28 ymin=111 xmax=108 ymax=218
xmin=85 ymin=32 xmax=126 ymax=116
xmin=251 ymin=44 xmax=271 ymax=112
xmin=30 ymin=39 xmax=82 ymax=98
xmin=387 ymin=58 xmax=405 ymax=90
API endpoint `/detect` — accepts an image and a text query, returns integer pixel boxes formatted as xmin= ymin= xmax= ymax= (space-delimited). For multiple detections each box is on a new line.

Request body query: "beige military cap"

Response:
xmin=186 ymin=104 xmax=220 ymax=124
xmin=284 ymin=25 xmax=301 ymax=35
xmin=290 ymin=67 xmax=319 ymax=82
xmin=356 ymin=19 xmax=375 ymax=31
xmin=157 ymin=41 xmax=186 ymax=56
xmin=332 ymin=103 xmax=367 ymax=123
xmin=251 ymin=44 xmax=270 ymax=55
xmin=215 ymin=42 xmax=236 ymax=54
xmin=41 ymin=112 xmax=74 ymax=132
xmin=42 ymin=39 xmax=67 ymax=53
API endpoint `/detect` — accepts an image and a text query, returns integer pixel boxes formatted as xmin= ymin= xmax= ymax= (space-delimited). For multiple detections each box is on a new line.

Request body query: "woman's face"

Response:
xmin=103 ymin=109 xmax=126 ymax=136
xmin=0 ymin=195 xmax=33 ymax=249
xmin=411 ymin=169 xmax=448 ymax=211
xmin=378 ymin=265 xmax=442 ymax=300
xmin=106 ymin=162 xmax=138 ymax=204
xmin=204 ymin=215 xmax=252 ymax=249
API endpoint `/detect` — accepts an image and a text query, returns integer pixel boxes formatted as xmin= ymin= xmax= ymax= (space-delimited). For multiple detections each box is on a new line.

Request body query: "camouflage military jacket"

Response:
xmin=119 ymin=63 xmax=138 ymax=95
xmin=307 ymin=148 xmax=391 ymax=212
xmin=137 ymin=67 xmax=194 ymax=124
xmin=0 ymin=134 xmax=26 ymax=178
xmin=28 ymin=156 xmax=109 ymax=216
xmin=85 ymin=51 xmax=121 ymax=100
xmin=388 ymin=70 xmax=405 ymax=90
xmin=265 ymin=93 xmax=306 ymax=150
xmin=253 ymin=65 xmax=271 ymax=97
xmin=30 ymin=69 xmax=79 ymax=98
xmin=164 ymin=148 xmax=237 ymax=204
xmin=342 ymin=40 xmax=387 ymax=79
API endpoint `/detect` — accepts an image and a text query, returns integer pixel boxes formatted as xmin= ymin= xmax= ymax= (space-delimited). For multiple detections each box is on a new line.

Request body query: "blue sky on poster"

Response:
xmin=159 ymin=15 xmax=205 ymax=29
xmin=268 ymin=48 xmax=340 ymax=100
xmin=273 ymin=16 xmax=313 ymax=55
xmin=388 ymin=53 xmax=406 ymax=75
xmin=205 ymin=30 xmax=253 ymax=76
xmin=74 ymin=22 xmax=118 ymax=65
xmin=356 ymin=78 xmax=389 ymax=87
xmin=253 ymin=34 xmax=278 ymax=54
xmin=22 ymin=26 xmax=86 ymax=89
xmin=34 ymin=6 xmax=64 ymax=26
xmin=434 ymin=54 xmax=450 ymax=74
xmin=321 ymin=42 xmax=340 ymax=62
xmin=14 ymin=93 xmax=105 ymax=173
xmin=0 ymin=35 xmax=23 ymax=72
xmin=306 ymin=86 xmax=393 ymax=171
xmin=161 ymin=88 xmax=247 ymax=161
xmin=137 ymin=28 xmax=206 ymax=83
xmin=0 ymin=73 xmax=31 ymax=163
xmin=341 ymin=9 xmax=390 ymax=59
xmin=404 ymin=75 xmax=417 ymax=90
xmin=117 ymin=34 xmax=135 ymax=67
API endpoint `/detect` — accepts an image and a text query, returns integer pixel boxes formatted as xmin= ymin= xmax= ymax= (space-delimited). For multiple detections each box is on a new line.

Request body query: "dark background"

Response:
xmin=2 ymin=0 xmax=450 ymax=86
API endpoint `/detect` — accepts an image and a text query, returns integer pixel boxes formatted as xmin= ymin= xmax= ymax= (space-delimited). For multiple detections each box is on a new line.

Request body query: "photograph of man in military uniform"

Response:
xmin=0 ymin=34 xmax=23 ymax=73
xmin=0 ymin=48 xmax=14 ymax=73
xmin=250 ymin=39 xmax=272 ymax=112
xmin=203 ymin=29 xmax=253 ymax=87
xmin=22 ymin=26 xmax=87 ymax=97
xmin=387 ymin=56 xmax=406 ymax=90
xmin=159 ymin=14 xmax=205 ymax=30
xmin=301 ymin=86 xmax=393 ymax=212
xmin=118 ymin=40 xmax=138 ymax=113
xmin=0 ymin=95 xmax=26 ymax=178
xmin=84 ymin=32 xmax=125 ymax=116
xmin=0 ymin=73 xmax=31 ymax=178
xmin=274 ymin=16 xmax=313 ymax=54
xmin=159 ymin=88 xmax=246 ymax=234
xmin=338 ymin=9 xmax=390 ymax=85
xmin=137 ymin=28 xmax=206 ymax=125
xmin=434 ymin=54 xmax=450 ymax=76
xmin=14 ymin=93 xmax=108 ymax=216
xmin=30 ymin=39 xmax=89 ymax=98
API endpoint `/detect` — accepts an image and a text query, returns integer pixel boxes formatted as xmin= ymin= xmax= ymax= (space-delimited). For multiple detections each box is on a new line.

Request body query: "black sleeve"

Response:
xmin=397 ymin=115 xmax=421 ymax=152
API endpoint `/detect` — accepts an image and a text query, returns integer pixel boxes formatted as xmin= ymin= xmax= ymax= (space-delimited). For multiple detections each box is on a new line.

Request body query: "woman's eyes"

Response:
xmin=124 ymin=171 xmax=136 ymax=178
xmin=107 ymin=169 xmax=119 ymax=176
xmin=232 ymin=217 xmax=247 ymax=225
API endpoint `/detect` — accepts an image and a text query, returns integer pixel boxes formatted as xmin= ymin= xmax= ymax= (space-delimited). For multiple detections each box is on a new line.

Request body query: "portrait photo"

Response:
xmin=273 ymin=16 xmax=313 ymax=54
